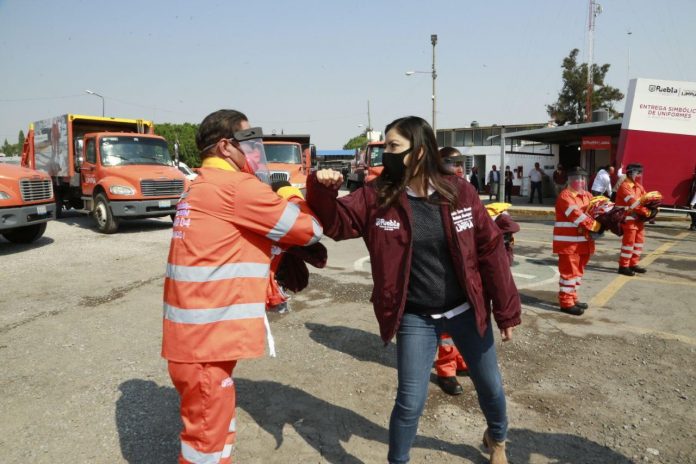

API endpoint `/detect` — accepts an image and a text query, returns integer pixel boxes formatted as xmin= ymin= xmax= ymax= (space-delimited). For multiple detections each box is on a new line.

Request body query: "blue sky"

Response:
xmin=1 ymin=0 xmax=695 ymax=149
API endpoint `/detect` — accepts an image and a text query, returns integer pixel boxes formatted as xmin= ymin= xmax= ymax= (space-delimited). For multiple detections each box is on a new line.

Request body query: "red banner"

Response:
xmin=581 ymin=136 xmax=611 ymax=150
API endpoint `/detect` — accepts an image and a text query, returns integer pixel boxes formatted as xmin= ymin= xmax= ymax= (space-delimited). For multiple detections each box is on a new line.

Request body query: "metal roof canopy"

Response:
xmin=505 ymin=119 xmax=622 ymax=145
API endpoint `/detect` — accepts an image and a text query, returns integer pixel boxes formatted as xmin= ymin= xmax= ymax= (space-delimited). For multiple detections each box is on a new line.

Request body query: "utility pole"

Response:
xmin=431 ymin=34 xmax=438 ymax=132
xmin=367 ymin=100 xmax=372 ymax=132
xmin=499 ymin=127 xmax=506 ymax=202
xmin=585 ymin=0 xmax=602 ymax=122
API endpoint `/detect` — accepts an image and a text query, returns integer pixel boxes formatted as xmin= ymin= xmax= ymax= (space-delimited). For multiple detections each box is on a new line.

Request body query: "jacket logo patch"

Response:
xmin=451 ymin=207 xmax=473 ymax=232
xmin=375 ymin=218 xmax=400 ymax=231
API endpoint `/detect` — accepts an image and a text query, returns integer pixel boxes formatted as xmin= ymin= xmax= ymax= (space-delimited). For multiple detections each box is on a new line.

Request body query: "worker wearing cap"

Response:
xmin=162 ymin=109 xmax=323 ymax=464
xmin=552 ymin=168 xmax=601 ymax=316
xmin=615 ymin=163 xmax=648 ymax=276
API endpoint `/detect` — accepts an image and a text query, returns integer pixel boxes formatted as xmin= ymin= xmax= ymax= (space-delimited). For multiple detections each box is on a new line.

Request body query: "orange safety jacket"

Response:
xmin=552 ymin=188 xmax=598 ymax=255
xmin=162 ymin=158 xmax=322 ymax=363
xmin=615 ymin=179 xmax=646 ymax=230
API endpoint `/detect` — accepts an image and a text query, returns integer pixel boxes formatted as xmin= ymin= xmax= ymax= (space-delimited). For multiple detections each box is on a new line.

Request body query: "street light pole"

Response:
xmin=85 ymin=89 xmax=105 ymax=117
xmin=431 ymin=34 xmax=437 ymax=133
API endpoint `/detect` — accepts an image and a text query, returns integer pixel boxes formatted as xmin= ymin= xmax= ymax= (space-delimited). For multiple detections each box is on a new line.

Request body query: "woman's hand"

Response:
xmin=500 ymin=327 xmax=514 ymax=342
xmin=316 ymin=169 xmax=344 ymax=189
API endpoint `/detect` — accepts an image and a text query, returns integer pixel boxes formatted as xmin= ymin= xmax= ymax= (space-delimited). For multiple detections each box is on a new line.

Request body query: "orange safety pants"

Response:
xmin=558 ymin=253 xmax=590 ymax=308
xmin=435 ymin=333 xmax=468 ymax=377
xmin=168 ymin=361 xmax=238 ymax=464
xmin=619 ymin=223 xmax=645 ymax=268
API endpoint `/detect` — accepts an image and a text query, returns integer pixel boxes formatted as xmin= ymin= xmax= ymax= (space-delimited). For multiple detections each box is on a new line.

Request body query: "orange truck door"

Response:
xmin=80 ymin=137 xmax=98 ymax=196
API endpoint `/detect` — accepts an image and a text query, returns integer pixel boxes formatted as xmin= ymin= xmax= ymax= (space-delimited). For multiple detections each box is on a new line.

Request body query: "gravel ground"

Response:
xmin=1 ymin=212 xmax=695 ymax=463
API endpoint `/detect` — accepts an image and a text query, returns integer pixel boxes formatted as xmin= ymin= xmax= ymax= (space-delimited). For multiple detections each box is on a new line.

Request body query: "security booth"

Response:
xmin=505 ymin=119 xmax=623 ymax=193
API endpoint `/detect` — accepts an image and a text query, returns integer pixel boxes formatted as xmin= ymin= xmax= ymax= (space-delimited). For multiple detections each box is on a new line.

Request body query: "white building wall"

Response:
xmin=455 ymin=144 xmax=556 ymax=190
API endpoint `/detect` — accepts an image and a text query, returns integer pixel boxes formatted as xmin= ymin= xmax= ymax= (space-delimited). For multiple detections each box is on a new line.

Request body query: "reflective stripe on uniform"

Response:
xmin=554 ymin=221 xmax=577 ymax=228
xmin=560 ymin=286 xmax=575 ymax=293
xmin=621 ymin=245 xmax=633 ymax=251
xmin=305 ymin=217 xmax=323 ymax=246
xmin=228 ymin=417 xmax=237 ymax=433
xmin=439 ymin=337 xmax=455 ymax=346
xmin=166 ymin=263 xmax=269 ymax=282
xmin=221 ymin=444 xmax=234 ymax=459
xmin=630 ymin=200 xmax=641 ymax=209
xmin=553 ymin=235 xmax=588 ymax=242
xmin=564 ymin=205 xmax=579 ymax=217
xmin=181 ymin=442 xmax=222 ymax=464
xmin=620 ymin=253 xmax=633 ymax=258
xmin=267 ymin=202 xmax=301 ymax=242
xmin=624 ymin=195 xmax=633 ymax=202
xmin=163 ymin=302 xmax=265 ymax=324
xmin=572 ymin=213 xmax=589 ymax=225
xmin=559 ymin=278 xmax=578 ymax=285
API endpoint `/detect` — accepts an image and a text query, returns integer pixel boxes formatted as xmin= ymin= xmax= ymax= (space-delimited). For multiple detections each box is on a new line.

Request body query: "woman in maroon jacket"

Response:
xmin=307 ymin=116 xmax=520 ymax=464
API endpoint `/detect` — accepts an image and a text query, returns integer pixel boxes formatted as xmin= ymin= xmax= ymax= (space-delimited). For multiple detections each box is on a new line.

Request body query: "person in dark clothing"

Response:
xmin=528 ymin=162 xmax=543 ymax=204
xmin=488 ymin=165 xmax=500 ymax=201
xmin=504 ymin=166 xmax=513 ymax=203
xmin=307 ymin=116 xmax=520 ymax=464
xmin=470 ymin=166 xmax=480 ymax=192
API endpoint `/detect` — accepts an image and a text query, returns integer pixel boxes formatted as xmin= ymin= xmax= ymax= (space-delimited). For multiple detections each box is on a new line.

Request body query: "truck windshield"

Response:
xmin=264 ymin=144 xmax=301 ymax=164
xmin=100 ymin=136 xmax=172 ymax=166
xmin=368 ymin=146 xmax=384 ymax=167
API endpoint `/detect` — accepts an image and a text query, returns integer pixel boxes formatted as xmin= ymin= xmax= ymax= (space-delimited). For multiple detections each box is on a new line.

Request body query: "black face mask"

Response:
xmin=382 ymin=148 xmax=411 ymax=182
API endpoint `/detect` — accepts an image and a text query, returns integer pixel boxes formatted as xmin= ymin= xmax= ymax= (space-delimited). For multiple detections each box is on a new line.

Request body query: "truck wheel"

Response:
xmin=93 ymin=193 xmax=119 ymax=234
xmin=1 ymin=223 xmax=47 ymax=244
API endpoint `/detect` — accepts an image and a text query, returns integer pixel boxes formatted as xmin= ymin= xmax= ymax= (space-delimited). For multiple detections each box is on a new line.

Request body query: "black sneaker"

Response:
xmin=618 ymin=266 xmax=636 ymax=276
xmin=560 ymin=305 xmax=585 ymax=316
xmin=631 ymin=265 xmax=647 ymax=274
xmin=574 ymin=302 xmax=589 ymax=310
xmin=437 ymin=376 xmax=464 ymax=396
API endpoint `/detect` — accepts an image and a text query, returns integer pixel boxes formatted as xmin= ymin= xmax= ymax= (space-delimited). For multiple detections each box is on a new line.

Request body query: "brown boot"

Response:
xmin=483 ymin=429 xmax=508 ymax=464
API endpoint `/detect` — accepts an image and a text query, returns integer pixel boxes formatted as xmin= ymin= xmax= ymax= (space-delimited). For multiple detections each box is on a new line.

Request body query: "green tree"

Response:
xmin=155 ymin=123 xmax=200 ymax=167
xmin=343 ymin=134 xmax=368 ymax=150
xmin=18 ymin=130 xmax=25 ymax=148
xmin=1 ymin=139 xmax=11 ymax=156
xmin=546 ymin=48 xmax=624 ymax=125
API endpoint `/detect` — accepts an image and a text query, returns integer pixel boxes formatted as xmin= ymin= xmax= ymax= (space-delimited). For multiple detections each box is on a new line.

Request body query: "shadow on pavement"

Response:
xmin=116 ymin=379 xmax=181 ymax=464
xmin=305 ymin=322 xmax=396 ymax=369
xmin=507 ymin=428 xmax=632 ymax=463
xmin=57 ymin=209 xmax=172 ymax=234
xmin=0 ymin=236 xmax=54 ymax=255
xmin=114 ymin=379 xmax=632 ymax=463
xmin=235 ymin=378 xmax=481 ymax=464
xmin=518 ymin=290 xmax=561 ymax=313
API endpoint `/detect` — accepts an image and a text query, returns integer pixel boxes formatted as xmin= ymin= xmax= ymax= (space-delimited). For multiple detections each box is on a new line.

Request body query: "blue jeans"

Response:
xmin=387 ymin=310 xmax=508 ymax=464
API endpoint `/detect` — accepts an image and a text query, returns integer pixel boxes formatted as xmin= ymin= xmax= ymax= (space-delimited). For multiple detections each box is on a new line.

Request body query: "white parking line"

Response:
xmin=353 ymin=256 xmax=371 ymax=272
xmin=513 ymin=255 xmax=559 ymax=289
xmin=512 ymin=272 xmax=536 ymax=279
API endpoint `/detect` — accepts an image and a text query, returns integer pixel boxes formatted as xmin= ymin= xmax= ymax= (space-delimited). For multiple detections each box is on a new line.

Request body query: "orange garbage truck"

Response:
xmin=0 ymin=161 xmax=55 ymax=243
xmin=263 ymin=134 xmax=315 ymax=194
xmin=346 ymin=141 xmax=385 ymax=191
xmin=21 ymin=114 xmax=186 ymax=233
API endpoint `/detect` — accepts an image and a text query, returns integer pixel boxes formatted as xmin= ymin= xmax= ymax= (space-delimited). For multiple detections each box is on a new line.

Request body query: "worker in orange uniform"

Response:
xmin=553 ymin=168 xmax=601 ymax=316
xmin=162 ymin=109 xmax=323 ymax=464
xmin=615 ymin=163 xmax=648 ymax=276
xmin=433 ymin=147 xmax=470 ymax=395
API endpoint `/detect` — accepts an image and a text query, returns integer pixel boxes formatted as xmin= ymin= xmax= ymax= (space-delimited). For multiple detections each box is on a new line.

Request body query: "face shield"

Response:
xmin=568 ymin=174 xmax=587 ymax=193
xmin=627 ymin=166 xmax=643 ymax=183
xmin=443 ymin=155 xmax=465 ymax=178
xmin=232 ymin=127 xmax=270 ymax=184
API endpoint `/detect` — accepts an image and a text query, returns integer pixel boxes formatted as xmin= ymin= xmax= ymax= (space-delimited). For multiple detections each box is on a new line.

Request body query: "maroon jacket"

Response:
xmin=307 ymin=173 xmax=521 ymax=343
